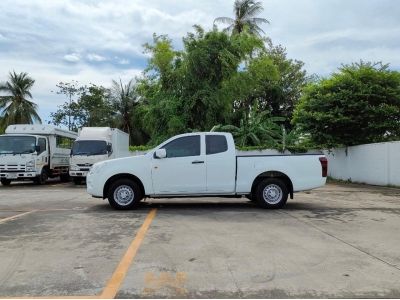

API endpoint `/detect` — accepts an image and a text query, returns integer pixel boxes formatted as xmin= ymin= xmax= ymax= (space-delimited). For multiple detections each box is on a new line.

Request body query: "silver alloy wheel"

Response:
xmin=113 ymin=185 xmax=135 ymax=206
xmin=262 ymin=184 xmax=283 ymax=204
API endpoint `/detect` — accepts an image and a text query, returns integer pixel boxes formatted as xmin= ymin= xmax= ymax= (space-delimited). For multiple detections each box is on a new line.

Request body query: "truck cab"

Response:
xmin=69 ymin=127 xmax=129 ymax=184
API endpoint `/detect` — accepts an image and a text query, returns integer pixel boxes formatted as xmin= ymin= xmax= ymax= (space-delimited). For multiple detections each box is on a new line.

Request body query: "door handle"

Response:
xmin=192 ymin=160 xmax=204 ymax=164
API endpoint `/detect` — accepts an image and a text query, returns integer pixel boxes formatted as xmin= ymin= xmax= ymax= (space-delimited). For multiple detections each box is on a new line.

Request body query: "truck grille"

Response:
xmin=0 ymin=164 xmax=26 ymax=172
xmin=77 ymin=164 xmax=93 ymax=167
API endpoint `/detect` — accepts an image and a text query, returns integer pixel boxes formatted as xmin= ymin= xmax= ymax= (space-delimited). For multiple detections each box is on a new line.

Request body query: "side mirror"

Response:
xmin=107 ymin=144 xmax=112 ymax=153
xmin=154 ymin=149 xmax=167 ymax=159
xmin=35 ymin=145 xmax=40 ymax=153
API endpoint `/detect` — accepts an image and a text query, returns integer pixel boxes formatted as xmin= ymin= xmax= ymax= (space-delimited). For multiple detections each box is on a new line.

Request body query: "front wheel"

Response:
xmin=60 ymin=173 xmax=70 ymax=182
xmin=107 ymin=179 xmax=143 ymax=210
xmin=73 ymin=177 xmax=83 ymax=185
xmin=255 ymin=178 xmax=288 ymax=209
xmin=34 ymin=169 xmax=48 ymax=185
xmin=1 ymin=179 xmax=11 ymax=186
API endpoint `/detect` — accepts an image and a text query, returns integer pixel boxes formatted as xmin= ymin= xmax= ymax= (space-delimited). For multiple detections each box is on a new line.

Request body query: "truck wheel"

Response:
xmin=60 ymin=173 xmax=70 ymax=182
xmin=255 ymin=178 xmax=288 ymax=209
xmin=1 ymin=179 xmax=11 ymax=186
xmin=108 ymin=179 xmax=143 ymax=210
xmin=34 ymin=169 xmax=48 ymax=185
xmin=73 ymin=178 xmax=82 ymax=185
xmin=246 ymin=194 xmax=255 ymax=202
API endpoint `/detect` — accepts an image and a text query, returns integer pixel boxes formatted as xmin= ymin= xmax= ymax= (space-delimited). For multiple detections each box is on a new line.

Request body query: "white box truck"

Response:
xmin=69 ymin=127 xmax=130 ymax=184
xmin=0 ymin=124 xmax=77 ymax=185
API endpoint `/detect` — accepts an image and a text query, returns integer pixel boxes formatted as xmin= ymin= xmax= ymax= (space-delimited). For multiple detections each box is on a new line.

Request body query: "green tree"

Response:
xmin=261 ymin=40 xmax=308 ymax=128
xmin=214 ymin=0 xmax=269 ymax=36
xmin=53 ymin=80 xmax=86 ymax=131
xmin=51 ymin=84 xmax=113 ymax=130
xmin=292 ymin=62 xmax=400 ymax=148
xmin=110 ymin=79 xmax=140 ymax=139
xmin=0 ymin=71 xmax=41 ymax=126
xmin=181 ymin=27 xmax=243 ymax=130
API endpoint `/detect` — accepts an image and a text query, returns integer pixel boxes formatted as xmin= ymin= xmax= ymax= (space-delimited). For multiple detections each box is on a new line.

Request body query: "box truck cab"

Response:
xmin=69 ymin=127 xmax=130 ymax=184
xmin=0 ymin=124 xmax=77 ymax=186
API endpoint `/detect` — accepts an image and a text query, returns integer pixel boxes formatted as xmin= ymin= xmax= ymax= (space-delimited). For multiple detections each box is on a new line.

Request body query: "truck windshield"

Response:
xmin=0 ymin=136 xmax=36 ymax=154
xmin=71 ymin=140 xmax=108 ymax=156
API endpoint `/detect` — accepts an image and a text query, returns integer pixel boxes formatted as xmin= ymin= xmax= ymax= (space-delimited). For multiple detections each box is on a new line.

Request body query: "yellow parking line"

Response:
xmin=100 ymin=208 xmax=158 ymax=299
xmin=0 ymin=210 xmax=36 ymax=224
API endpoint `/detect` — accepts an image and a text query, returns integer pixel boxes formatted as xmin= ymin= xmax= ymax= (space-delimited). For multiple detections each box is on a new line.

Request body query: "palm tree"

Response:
xmin=110 ymin=79 xmax=139 ymax=137
xmin=214 ymin=0 xmax=269 ymax=36
xmin=0 ymin=71 xmax=41 ymax=126
xmin=211 ymin=110 xmax=283 ymax=147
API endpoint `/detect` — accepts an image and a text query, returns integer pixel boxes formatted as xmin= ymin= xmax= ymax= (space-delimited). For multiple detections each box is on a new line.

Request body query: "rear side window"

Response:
xmin=206 ymin=135 xmax=228 ymax=155
xmin=162 ymin=135 xmax=200 ymax=158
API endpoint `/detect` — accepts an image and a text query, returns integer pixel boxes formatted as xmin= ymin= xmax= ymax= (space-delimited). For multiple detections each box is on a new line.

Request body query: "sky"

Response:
xmin=0 ymin=0 xmax=399 ymax=123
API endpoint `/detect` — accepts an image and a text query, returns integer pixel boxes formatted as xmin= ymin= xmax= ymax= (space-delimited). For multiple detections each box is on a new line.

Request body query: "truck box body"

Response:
xmin=0 ymin=124 xmax=77 ymax=185
xmin=69 ymin=127 xmax=129 ymax=181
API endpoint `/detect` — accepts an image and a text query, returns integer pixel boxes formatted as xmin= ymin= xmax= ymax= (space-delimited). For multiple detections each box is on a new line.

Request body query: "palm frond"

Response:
xmin=214 ymin=17 xmax=234 ymax=25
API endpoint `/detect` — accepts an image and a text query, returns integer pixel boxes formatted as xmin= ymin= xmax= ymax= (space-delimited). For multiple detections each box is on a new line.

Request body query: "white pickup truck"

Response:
xmin=87 ymin=132 xmax=327 ymax=209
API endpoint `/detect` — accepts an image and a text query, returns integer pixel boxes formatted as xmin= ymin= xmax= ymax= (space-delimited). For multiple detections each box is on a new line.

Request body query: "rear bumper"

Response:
xmin=0 ymin=172 xmax=37 ymax=180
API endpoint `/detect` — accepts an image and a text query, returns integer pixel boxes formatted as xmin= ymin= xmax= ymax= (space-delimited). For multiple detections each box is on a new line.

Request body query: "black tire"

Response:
xmin=246 ymin=194 xmax=256 ymax=202
xmin=255 ymin=178 xmax=288 ymax=209
xmin=73 ymin=177 xmax=82 ymax=185
xmin=60 ymin=173 xmax=70 ymax=182
xmin=34 ymin=169 xmax=48 ymax=185
xmin=107 ymin=179 xmax=143 ymax=210
xmin=1 ymin=179 xmax=11 ymax=186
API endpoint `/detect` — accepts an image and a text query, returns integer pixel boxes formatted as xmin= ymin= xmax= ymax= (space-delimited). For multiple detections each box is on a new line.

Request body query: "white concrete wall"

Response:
xmin=325 ymin=141 xmax=400 ymax=186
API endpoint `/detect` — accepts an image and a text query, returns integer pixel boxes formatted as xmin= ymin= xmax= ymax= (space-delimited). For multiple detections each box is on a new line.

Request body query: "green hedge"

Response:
xmin=129 ymin=145 xmax=154 ymax=152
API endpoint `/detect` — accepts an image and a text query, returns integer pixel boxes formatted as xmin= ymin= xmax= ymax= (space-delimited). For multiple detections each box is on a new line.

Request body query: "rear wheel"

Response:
xmin=1 ymin=179 xmax=11 ymax=186
xmin=107 ymin=179 xmax=143 ymax=210
xmin=255 ymin=178 xmax=288 ymax=209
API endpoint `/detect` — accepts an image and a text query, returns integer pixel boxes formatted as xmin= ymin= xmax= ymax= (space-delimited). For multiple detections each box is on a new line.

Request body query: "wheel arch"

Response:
xmin=103 ymin=173 xmax=146 ymax=199
xmin=251 ymin=171 xmax=294 ymax=199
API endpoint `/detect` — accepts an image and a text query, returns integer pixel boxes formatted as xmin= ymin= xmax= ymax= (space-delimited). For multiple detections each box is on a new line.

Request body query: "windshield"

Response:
xmin=71 ymin=140 xmax=108 ymax=156
xmin=0 ymin=136 xmax=36 ymax=154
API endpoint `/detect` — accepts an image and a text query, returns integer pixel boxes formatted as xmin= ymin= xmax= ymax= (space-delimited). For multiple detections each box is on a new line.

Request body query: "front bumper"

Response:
xmin=86 ymin=172 xmax=103 ymax=198
xmin=0 ymin=172 xmax=37 ymax=180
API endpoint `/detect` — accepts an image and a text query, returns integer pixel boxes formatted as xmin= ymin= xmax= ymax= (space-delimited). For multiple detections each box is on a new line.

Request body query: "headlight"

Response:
xmin=27 ymin=167 xmax=34 ymax=171
xmin=26 ymin=160 xmax=35 ymax=167
xmin=70 ymin=165 xmax=79 ymax=171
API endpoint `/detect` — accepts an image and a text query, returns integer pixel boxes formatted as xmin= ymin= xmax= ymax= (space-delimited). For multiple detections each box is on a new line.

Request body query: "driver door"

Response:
xmin=151 ymin=135 xmax=206 ymax=194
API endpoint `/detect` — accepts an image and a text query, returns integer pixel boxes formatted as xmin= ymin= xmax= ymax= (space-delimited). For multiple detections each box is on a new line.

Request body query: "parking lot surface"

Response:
xmin=0 ymin=181 xmax=400 ymax=298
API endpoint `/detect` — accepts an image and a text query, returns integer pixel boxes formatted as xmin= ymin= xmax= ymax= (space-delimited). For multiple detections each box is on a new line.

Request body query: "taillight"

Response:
xmin=319 ymin=157 xmax=328 ymax=177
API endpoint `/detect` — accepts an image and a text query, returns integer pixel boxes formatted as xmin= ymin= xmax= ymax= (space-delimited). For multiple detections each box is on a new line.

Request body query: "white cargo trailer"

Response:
xmin=0 ymin=124 xmax=77 ymax=185
xmin=69 ymin=127 xmax=130 ymax=184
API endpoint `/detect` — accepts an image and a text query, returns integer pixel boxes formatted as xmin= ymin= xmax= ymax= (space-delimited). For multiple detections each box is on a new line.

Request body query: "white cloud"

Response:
xmin=117 ymin=58 xmax=130 ymax=65
xmin=87 ymin=53 xmax=107 ymax=62
xmin=63 ymin=53 xmax=80 ymax=63
xmin=0 ymin=0 xmax=399 ymax=119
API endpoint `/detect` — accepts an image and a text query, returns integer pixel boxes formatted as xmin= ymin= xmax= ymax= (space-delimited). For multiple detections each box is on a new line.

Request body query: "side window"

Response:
xmin=56 ymin=136 xmax=73 ymax=149
xmin=162 ymin=136 xmax=200 ymax=158
xmin=206 ymin=135 xmax=228 ymax=155
xmin=38 ymin=138 xmax=46 ymax=154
